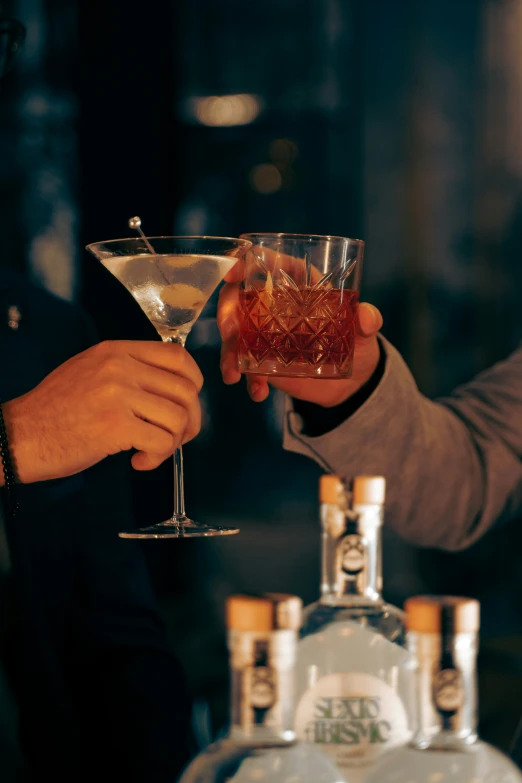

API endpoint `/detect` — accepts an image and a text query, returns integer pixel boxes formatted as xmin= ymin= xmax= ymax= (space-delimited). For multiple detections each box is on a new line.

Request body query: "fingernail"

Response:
xmin=372 ymin=305 xmax=383 ymax=329
xmin=250 ymin=382 xmax=262 ymax=399
xmin=363 ymin=303 xmax=382 ymax=330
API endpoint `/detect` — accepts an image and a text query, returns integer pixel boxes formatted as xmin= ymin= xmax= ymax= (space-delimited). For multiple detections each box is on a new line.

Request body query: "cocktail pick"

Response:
xmin=128 ymin=216 xmax=170 ymax=283
xmin=129 ymin=216 xmax=157 ymax=256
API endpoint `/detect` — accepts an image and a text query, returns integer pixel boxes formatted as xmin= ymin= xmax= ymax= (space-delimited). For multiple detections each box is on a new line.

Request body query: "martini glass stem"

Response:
xmin=168 ymin=333 xmax=189 ymax=529
xmin=173 ymin=447 xmax=186 ymax=519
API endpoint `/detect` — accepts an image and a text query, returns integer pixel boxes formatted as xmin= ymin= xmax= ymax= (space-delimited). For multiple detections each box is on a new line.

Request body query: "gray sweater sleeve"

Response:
xmin=284 ymin=336 xmax=522 ymax=551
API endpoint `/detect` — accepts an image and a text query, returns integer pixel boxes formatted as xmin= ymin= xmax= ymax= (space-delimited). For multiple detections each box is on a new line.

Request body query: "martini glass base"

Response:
xmin=119 ymin=516 xmax=240 ymax=539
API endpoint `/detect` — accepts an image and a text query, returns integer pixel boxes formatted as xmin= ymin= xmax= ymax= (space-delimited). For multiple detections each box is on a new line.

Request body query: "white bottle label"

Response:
xmin=295 ymin=672 xmax=410 ymax=772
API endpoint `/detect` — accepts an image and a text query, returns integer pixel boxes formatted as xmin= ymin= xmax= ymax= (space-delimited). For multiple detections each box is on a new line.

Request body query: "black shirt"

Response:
xmin=0 ymin=268 xmax=191 ymax=783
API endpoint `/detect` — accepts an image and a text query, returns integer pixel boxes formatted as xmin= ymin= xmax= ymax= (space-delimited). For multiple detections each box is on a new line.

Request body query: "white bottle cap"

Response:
xmin=352 ymin=475 xmax=386 ymax=505
xmin=405 ymin=595 xmax=480 ymax=634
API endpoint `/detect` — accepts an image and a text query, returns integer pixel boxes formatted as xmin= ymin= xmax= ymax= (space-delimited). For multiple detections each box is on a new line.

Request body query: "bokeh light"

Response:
xmin=190 ymin=94 xmax=262 ymax=127
xmin=249 ymin=163 xmax=283 ymax=194
xmin=269 ymin=138 xmax=299 ymax=166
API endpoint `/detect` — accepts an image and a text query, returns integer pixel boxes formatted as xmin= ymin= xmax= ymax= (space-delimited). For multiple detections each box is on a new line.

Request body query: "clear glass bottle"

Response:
xmin=179 ymin=593 xmax=345 ymax=783
xmin=294 ymin=475 xmax=414 ymax=781
xmin=365 ymin=595 xmax=522 ymax=782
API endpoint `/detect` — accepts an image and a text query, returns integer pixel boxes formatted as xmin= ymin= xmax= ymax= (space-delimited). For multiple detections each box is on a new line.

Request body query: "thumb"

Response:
xmin=356 ymin=303 xmax=383 ymax=338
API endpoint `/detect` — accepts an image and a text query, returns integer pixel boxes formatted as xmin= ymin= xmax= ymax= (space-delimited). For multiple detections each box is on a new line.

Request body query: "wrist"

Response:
xmin=0 ymin=400 xmax=21 ymax=516
xmin=293 ymin=341 xmax=386 ymax=437
xmin=1 ymin=397 xmax=32 ymax=485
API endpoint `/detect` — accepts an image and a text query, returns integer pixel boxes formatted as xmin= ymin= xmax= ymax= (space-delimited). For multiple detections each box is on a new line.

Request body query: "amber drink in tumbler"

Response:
xmin=237 ymin=233 xmax=364 ymax=379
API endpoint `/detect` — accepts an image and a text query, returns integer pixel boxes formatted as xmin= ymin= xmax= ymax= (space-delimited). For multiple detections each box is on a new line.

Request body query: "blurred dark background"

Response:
xmin=2 ymin=0 xmax=522 ymax=752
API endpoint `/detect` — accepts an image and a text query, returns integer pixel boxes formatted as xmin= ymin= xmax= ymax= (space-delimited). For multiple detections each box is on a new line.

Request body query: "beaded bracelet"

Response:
xmin=0 ymin=402 xmax=19 ymax=517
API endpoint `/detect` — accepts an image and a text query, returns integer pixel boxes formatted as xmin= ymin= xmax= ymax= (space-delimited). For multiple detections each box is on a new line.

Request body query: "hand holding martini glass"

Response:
xmin=87 ymin=220 xmax=251 ymax=539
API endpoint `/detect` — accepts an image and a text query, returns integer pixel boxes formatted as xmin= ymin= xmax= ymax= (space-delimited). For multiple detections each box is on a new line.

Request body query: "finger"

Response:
xmin=220 ymin=336 xmax=241 ymax=385
xmin=111 ymin=342 xmax=204 ymax=391
xmin=130 ymin=392 xmax=196 ymax=446
xmin=141 ymin=388 xmax=201 ymax=443
xmin=131 ymin=450 xmax=172 ymax=471
xmin=263 ymin=376 xmax=317 ymax=398
xmin=128 ymin=418 xmax=176 ymax=471
xmin=256 ymin=374 xmax=323 ymax=401
xmin=134 ymin=365 xmax=200 ymax=413
xmin=246 ymin=374 xmax=270 ymax=402
xmin=356 ymin=303 xmax=383 ymax=338
xmin=217 ymin=283 xmax=241 ymax=341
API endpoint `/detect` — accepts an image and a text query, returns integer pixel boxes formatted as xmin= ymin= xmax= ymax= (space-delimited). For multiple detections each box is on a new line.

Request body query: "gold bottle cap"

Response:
xmin=352 ymin=475 xmax=386 ymax=505
xmin=405 ymin=595 xmax=480 ymax=634
xmin=226 ymin=593 xmax=302 ymax=632
xmin=319 ymin=474 xmax=344 ymax=504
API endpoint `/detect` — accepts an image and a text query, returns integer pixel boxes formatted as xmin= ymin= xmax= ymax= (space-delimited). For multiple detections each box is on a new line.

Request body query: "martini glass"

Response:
xmin=86 ymin=228 xmax=251 ymax=538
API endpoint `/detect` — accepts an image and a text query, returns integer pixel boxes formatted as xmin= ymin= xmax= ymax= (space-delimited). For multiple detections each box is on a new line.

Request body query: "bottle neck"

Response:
xmin=408 ymin=630 xmax=478 ymax=751
xmin=320 ymin=500 xmax=383 ymax=605
xmin=228 ymin=628 xmax=296 ymax=745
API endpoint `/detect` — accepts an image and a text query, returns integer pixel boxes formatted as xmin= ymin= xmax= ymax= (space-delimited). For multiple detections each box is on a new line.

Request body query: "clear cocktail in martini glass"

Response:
xmin=86 ymin=232 xmax=252 ymax=538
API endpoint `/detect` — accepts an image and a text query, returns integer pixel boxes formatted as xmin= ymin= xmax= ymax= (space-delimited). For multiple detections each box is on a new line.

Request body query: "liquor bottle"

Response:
xmin=365 ymin=595 xmax=522 ymax=782
xmin=179 ymin=593 xmax=345 ymax=783
xmin=294 ymin=475 xmax=413 ymax=781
